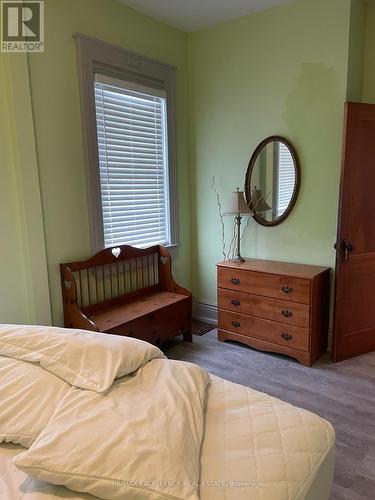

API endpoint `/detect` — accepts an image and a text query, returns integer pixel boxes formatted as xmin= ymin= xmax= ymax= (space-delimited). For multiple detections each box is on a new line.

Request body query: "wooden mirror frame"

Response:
xmin=245 ymin=135 xmax=300 ymax=227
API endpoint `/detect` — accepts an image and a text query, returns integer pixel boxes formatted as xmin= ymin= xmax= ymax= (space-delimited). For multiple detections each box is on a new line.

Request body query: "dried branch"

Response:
xmin=240 ymin=215 xmax=252 ymax=241
xmin=210 ymin=177 xmax=227 ymax=260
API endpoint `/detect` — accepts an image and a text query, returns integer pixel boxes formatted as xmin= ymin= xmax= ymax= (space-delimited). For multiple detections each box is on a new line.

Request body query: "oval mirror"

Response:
xmin=245 ymin=136 xmax=300 ymax=226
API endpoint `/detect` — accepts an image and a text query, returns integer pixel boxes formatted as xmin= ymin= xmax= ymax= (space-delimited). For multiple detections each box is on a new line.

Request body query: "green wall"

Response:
xmin=0 ymin=54 xmax=51 ymax=325
xmin=0 ymin=55 xmax=30 ymax=323
xmin=188 ymin=0 xmax=351 ymax=305
xmin=27 ymin=0 xmax=191 ymax=325
xmin=362 ymin=0 xmax=375 ymax=103
xmin=346 ymin=0 xmax=365 ymax=101
xmin=1 ymin=0 xmax=371 ymax=327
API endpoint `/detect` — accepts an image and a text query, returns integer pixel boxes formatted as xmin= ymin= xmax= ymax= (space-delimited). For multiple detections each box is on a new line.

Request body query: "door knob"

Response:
xmin=342 ymin=239 xmax=353 ymax=263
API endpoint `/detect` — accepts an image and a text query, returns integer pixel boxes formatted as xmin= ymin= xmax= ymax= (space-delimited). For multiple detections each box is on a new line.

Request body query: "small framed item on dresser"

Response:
xmin=217 ymin=259 xmax=331 ymax=366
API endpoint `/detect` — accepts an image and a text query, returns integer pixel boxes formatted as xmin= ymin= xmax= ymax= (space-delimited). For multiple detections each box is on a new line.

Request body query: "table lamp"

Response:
xmin=226 ymin=188 xmax=252 ymax=262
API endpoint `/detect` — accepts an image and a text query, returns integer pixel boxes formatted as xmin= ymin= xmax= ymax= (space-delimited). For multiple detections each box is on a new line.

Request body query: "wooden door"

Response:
xmin=333 ymin=102 xmax=375 ymax=361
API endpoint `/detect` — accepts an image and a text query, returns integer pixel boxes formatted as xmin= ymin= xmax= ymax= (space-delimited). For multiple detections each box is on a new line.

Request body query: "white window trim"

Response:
xmin=74 ymin=33 xmax=179 ymax=252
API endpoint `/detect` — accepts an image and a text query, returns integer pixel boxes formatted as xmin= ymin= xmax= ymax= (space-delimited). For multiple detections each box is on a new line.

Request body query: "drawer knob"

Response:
xmin=231 ymin=277 xmax=240 ymax=285
xmin=231 ymin=299 xmax=241 ymax=307
xmin=281 ymin=332 xmax=293 ymax=341
xmin=282 ymin=285 xmax=293 ymax=294
xmin=282 ymin=309 xmax=293 ymax=318
xmin=231 ymin=320 xmax=241 ymax=328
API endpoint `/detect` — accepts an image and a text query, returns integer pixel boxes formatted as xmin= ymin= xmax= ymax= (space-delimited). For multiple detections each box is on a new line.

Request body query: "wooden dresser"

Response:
xmin=217 ymin=259 xmax=330 ymax=366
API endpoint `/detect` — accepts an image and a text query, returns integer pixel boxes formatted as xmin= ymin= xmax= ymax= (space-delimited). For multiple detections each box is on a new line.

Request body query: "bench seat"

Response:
xmin=60 ymin=245 xmax=192 ymax=345
xmin=89 ymin=291 xmax=189 ymax=331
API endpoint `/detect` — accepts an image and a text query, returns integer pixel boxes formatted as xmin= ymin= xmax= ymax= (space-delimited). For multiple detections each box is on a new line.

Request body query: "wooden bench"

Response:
xmin=60 ymin=244 xmax=192 ymax=345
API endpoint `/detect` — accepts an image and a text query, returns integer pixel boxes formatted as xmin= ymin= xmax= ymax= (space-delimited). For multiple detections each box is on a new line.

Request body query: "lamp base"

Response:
xmin=232 ymin=255 xmax=246 ymax=263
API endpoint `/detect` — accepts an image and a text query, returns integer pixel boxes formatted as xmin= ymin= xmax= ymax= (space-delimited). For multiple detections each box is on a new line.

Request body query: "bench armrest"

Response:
xmin=60 ymin=264 xmax=99 ymax=331
xmin=158 ymin=245 xmax=192 ymax=297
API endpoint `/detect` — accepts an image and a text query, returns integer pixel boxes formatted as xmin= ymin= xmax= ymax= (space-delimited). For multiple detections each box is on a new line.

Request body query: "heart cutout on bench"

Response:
xmin=160 ymin=255 xmax=168 ymax=265
xmin=112 ymin=247 xmax=121 ymax=258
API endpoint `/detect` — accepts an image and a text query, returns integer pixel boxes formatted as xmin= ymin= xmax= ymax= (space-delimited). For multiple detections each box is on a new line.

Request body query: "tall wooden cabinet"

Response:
xmin=217 ymin=259 xmax=330 ymax=366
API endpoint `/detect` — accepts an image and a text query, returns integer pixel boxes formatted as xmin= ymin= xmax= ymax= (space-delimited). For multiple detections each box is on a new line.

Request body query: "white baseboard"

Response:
xmin=193 ymin=299 xmax=218 ymax=325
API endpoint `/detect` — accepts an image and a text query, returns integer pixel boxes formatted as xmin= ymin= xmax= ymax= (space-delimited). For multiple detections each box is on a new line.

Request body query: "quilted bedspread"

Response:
xmin=0 ymin=375 xmax=335 ymax=500
xmin=200 ymin=376 xmax=335 ymax=500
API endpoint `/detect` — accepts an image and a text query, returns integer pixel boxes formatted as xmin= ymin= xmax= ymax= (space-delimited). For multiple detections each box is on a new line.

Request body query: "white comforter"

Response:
xmin=14 ymin=359 xmax=209 ymax=500
xmin=0 ymin=325 xmax=210 ymax=499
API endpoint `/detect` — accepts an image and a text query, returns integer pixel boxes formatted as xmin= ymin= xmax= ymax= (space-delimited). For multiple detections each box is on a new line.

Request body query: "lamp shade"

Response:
xmin=226 ymin=187 xmax=252 ymax=215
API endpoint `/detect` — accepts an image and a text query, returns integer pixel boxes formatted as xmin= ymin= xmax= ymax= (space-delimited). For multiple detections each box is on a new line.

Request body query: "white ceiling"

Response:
xmin=118 ymin=0 xmax=294 ymax=32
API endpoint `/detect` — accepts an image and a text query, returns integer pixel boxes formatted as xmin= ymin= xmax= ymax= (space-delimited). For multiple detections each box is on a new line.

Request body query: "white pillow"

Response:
xmin=0 ymin=356 xmax=70 ymax=448
xmin=14 ymin=359 xmax=210 ymax=500
xmin=0 ymin=325 xmax=165 ymax=393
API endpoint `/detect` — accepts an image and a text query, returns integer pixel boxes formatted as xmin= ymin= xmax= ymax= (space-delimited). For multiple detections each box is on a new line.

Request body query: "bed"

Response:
xmin=0 ymin=325 xmax=335 ymax=500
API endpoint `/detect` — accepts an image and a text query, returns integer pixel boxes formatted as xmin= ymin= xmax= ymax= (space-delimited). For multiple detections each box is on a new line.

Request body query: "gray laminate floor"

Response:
xmin=164 ymin=330 xmax=375 ymax=500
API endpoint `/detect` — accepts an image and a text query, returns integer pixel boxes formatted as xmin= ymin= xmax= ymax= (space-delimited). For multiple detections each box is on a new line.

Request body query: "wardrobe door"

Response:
xmin=333 ymin=102 xmax=375 ymax=361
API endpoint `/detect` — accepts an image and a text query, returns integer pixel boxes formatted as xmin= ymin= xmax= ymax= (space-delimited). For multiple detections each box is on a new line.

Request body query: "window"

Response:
xmin=94 ymin=75 xmax=170 ymax=248
xmin=276 ymin=142 xmax=295 ymax=217
xmin=74 ymin=34 xmax=178 ymax=251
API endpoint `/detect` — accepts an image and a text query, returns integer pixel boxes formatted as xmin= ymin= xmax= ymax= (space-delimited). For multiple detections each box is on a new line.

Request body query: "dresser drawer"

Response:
xmin=218 ymin=309 xmax=310 ymax=351
xmin=217 ymin=267 xmax=311 ymax=304
xmin=218 ymin=288 xmax=310 ymax=328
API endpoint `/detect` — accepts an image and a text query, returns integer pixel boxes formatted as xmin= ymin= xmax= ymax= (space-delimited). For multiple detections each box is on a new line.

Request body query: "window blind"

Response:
xmin=94 ymin=74 xmax=170 ymax=248
xmin=277 ymin=142 xmax=295 ymax=216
